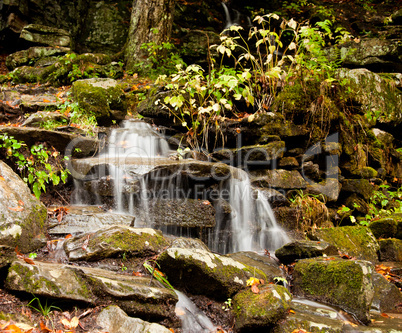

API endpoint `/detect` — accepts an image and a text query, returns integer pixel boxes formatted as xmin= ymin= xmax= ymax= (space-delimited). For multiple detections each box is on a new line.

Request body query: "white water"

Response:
xmin=175 ymin=290 xmax=217 ymax=333
xmin=73 ymin=120 xmax=289 ymax=253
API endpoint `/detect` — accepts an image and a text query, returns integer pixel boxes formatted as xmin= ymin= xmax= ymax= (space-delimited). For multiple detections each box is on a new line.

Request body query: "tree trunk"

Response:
xmin=124 ymin=0 xmax=175 ymax=72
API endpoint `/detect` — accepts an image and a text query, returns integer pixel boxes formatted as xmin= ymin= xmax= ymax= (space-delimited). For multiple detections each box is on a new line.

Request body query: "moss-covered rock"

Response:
xmin=22 ymin=111 xmax=68 ymax=127
xmin=233 ymin=284 xmax=292 ymax=332
xmin=72 ymin=78 xmax=127 ymax=125
xmin=0 ymin=161 xmax=47 ymax=253
xmin=275 ymin=241 xmax=338 ymax=265
xmin=337 ymin=68 xmax=402 ymax=124
xmin=157 ymin=247 xmax=267 ymax=300
xmin=341 ymin=179 xmax=374 ymax=201
xmin=64 ymin=225 xmax=170 ymax=261
xmin=369 ymin=218 xmax=397 ymax=239
xmin=0 ymin=245 xmax=17 ymax=269
xmin=228 ymin=251 xmax=285 ymax=283
xmin=6 ymin=259 xmax=177 ymax=321
xmin=5 ymin=46 xmax=70 ymax=70
xmin=379 ymin=238 xmax=402 ymax=262
xmin=308 ymin=226 xmax=379 ymax=263
xmin=293 ymin=257 xmax=374 ymax=324
xmin=250 ymin=169 xmax=308 ymax=190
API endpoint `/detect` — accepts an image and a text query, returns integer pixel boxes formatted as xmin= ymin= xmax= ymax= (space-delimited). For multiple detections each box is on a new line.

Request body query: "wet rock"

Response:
xmin=233 ymin=284 xmax=292 ymax=332
xmin=372 ymin=272 xmax=402 ymax=313
xmin=0 ymin=161 xmax=47 ymax=252
xmin=20 ymin=24 xmax=71 ymax=47
xmin=228 ymin=251 xmax=285 ymax=283
xmin=379 ymin=238 xmax=402 ymax=262
xmin=250 ymin=169 xmax=308 ymax=190
xmin=369 ymin=218 xmax=397 ymax=239
xmin=272 ymin=300 xmax=346 ymax=333
xmin=0 ymin=126 xmax=98 ymax=158
xmin=350 ymin=166 xmax=378 ymax=179
xmin=301 ymin=161 xmax=320 ymax=182
xmin=170 ymin=237 xmax=210 ymax=251
xmin=157 ymin=247 xmax=266 ymax=300
xmin=5 ymin=46 xmax=70 ymax=70
xmin=275 ymin=240 xmax=339 ymax=265
xmin=64 ymin=225 xmax=170 ymax=261
xmin=48 ymin=206 xmax=135 ymax=236
xmin=344 ymin=193 xmax=370 ymax=215
xmin=180 ymin=30 xmax=220 ymax=65
xmin=135 ymin=199 xmax=216 ymax=228
xmin=308 ymin=226 xmax=379 ymax=263
xmin=273 ymin=206 xmax=299 ymax=230
xmin=72 ymin=78 xmax=127 ymax=125
xmin=137 ymin=91 xmax=174 ymax=124
xmin=95 ymin=305 xmax=171 ymax=333
xmin=278 ymin=156 xmax=299 ymax=169
xmin=293 ymin=257 xmax=374 ymax=324
xmin=22 ymin=111 xmax=68 ymax=127
xmin=372 ymin=128 xmax=394 ymax=146
xmin=6 ymin=259 xmax=178 ymax=321
xmin=256 ymin=188 xmax=289 ymax=208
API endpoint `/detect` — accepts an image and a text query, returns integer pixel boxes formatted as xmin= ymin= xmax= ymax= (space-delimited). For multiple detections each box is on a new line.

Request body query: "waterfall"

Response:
xmin=72 ymin=120 xmax=289 ymax=254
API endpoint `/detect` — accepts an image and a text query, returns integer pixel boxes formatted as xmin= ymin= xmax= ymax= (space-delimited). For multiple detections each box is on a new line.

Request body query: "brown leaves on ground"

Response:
xmin=14 ymin=247 xmax=35 ymax=265
xmin=376 ymin=264 xmax=402 ymax=286
xmin=47 ymin=207 xmax=69 ymax=223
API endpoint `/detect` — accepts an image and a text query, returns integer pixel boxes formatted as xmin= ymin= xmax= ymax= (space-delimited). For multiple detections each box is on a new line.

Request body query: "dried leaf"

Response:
xmin=23 ymin=257 xmax=35 ymax=265
xmin=8 ymin=206 xmax=24 ymax=212
xmin=61 ymin=316 xmax=79 ymax=329
xmin=43 ymin=99 xmax=51 ymax=103
xmin=65 ymin=234 xmax=73 ymax=239
xmin=0 ymin=176 xmax=5 ymax=181
xmin=2 ymin=324 xmax=23 ymax=333
xmin=251 ymin=284 xmax=260 ymax=294
xmin=39 ymin=321 xmax=52 ymax=332
xmin=133 ymin=272 xmax=143 ymax=277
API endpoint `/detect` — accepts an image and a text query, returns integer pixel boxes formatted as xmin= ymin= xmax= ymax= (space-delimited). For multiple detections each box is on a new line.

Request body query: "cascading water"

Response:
xmin=73 ymin=119 xmax=289 ymax=254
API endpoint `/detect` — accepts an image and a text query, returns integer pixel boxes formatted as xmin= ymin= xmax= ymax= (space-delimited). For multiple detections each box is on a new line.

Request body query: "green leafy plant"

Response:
xmin=0 ymin=134 xmax=70 ymax=198
xmin=28 ymin=253 xmax=38 ymax=259
xmin=28 ymin=295 xmax=61 ymax=317
xmin=133 ymin=28 xmax=186 ymax=77
xmin=222 ymin=298 xmax=232 ymax=311
xmin=58 ymin=101 xmax=98 ymax=137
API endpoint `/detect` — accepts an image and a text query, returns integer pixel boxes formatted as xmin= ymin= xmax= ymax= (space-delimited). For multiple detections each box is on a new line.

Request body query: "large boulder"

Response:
xmin=379 ymin=238 xmax=402 ymax=262
xmin=72 ymin=78 xmax=127 ymax=125
xmin=95 ymin=305 xmax=171 ymax=333
xmin=292 ymin=257 xmax=374 ymax=324
xmin=20 ymin=24 xmax=71 ymax=47
xmin=369 ymin=218 xmax=398 ymax=239
xmin=336 ymin=68 xmax=402 ymax=125
xmin=250 ymin=169 xmax=308 ymax=190
xmin=157 ymin=246 xmax=266 ymax=300
xmin=233 ymin=284 xmax=292 ymax=332
xmin=6 ymin=259 xmax=178 ymax=321
xmin=64 ymin=225 xmax=170 ymax=261
xmin=308 ymin=226 xmax=380 ymax=263
xmin=0 ymin=161 xmax=47 ymax=252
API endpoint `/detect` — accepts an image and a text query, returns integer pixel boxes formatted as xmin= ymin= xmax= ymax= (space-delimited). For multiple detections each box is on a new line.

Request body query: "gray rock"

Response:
xmin=293 ymin=257 xmax=374 ymax=324
xmin=275 ymin=240 xmax=339 ymax=265
xmin=157 ymin=247 xmax=266 ymax=299
xmin=6 ymin=260 xmax=177 ymax=320
xmin=379 ymin=238 xmax=402 ymax=262
xmin=20 ymin=24 xmax=71 ymax=47
xmin=372 ymin=272 xmax=402 ymax=313
xmin=95 ymin=305 xmax=171 ymax=333
xmin=64 ymin=225 xmax=170 ymax=261
xmin=0 ymin=161 xmax=47 ymax=252
xmin=48 ymin=206 xmax=135 ymax=236
xmin=0 ymin=245 xmax=17 ymax=269
xmin=233 ymin=284 xmax=292 ymax=332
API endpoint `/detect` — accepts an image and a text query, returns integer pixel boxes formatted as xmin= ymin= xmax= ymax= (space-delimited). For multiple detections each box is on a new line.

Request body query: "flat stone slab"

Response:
xmin=48 ymin=205 xmax=135 ymax=236
xmin=6 ymin=259 xmax=177 ymax=320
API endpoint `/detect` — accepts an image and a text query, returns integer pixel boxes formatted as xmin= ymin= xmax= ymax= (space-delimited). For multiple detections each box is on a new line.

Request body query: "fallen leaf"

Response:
xmin=2 ymin=323 xmax=23 ymax=333
xmin=289 ymin=309 xmax=295 ymax=314
xmin=61 ymin=316 xmax=79 ymax=329
xmin=133 ymin=271 xmax=143 ymax=277
xmin=39 ymin=321 xmax=52 ymax=332
xmin=65 ymin=234 xmax=73 ymax=239
xmin=23 ymin=257 xmax=35 ymax=265
xmin=251 ymin=284 xmax=259 ymax=294
xmin=0 ymin=176 xmax=5 ymax=181
xmin=43 ymin=99 xmax=51 ymax=103
xmin=8 ymin=206 xmax=24 ymax=212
